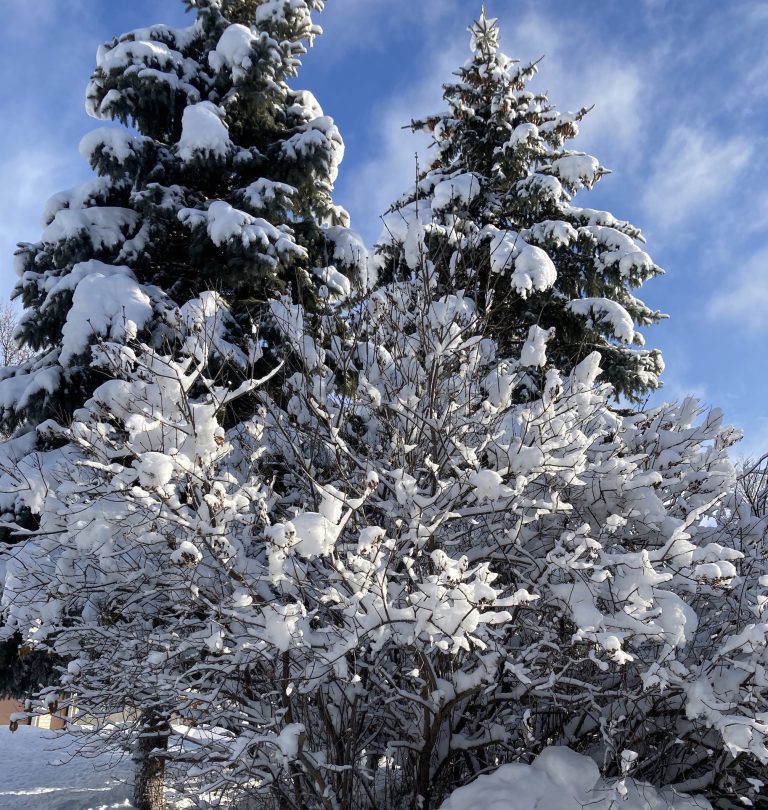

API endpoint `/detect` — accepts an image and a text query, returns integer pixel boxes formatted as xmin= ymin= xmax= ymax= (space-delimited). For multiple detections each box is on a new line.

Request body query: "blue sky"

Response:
xmin=2 ymin=0 xmax=767 ymax=455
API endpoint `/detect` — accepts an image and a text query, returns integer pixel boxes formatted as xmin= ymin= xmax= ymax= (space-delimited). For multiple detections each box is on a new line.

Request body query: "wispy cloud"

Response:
xmin=732 ymin=415 xmax=768 ymax=462
xmin=0 ymin=145 xmax=87 ymax=301
xmin=316 ymin=0 xmax=461 ymax=61
xmin=332 ymin=20 xmax=468 ymax=244
xmin=0 ymin=1 xmax=116 ymax=300
xmin=641 ymin=125 xmax=752 ymax=231
xmin=501 ymin=10 xmax=648 ymax=170
xmin=707 ymin=246 xmax=768 ymax=332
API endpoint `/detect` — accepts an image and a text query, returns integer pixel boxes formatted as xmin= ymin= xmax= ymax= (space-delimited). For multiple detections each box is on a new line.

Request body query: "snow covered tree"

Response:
xmin=1 ymin=294 xmax=286 ymax=809
xmin=375 ymin=9 xmax=664 ymax=402
xmin=0 ymin=0 xmax=365 ymax=437
xmin=0 ymin=1 xmax=369 ymax=805
xmin=4 ymin=231 xmax=766 ymax=809
xmin=0 ymin=305 xmax=33 ymax=369
xmin=0 ymin=0 xmax=364 ymax=710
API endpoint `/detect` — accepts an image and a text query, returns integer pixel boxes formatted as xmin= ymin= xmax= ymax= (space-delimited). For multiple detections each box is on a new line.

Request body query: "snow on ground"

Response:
xmin=0 ymin=726 xmax=132 ymax=810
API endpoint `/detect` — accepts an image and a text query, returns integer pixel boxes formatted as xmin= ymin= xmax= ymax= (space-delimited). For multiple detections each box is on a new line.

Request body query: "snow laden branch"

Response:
xmin=235 ymin=252 xmax=750 ymax=808
xmin=3 ymin=243 xmax=764 ymax=809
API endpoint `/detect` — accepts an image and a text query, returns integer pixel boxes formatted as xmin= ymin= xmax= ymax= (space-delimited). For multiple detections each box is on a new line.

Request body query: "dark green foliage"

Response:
xmin=0 ymin=633 xmax=61 ymax=700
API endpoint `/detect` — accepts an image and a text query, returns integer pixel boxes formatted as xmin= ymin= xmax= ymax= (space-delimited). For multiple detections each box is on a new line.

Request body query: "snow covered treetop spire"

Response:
xmin=469 ymin=5 xmax=501 ymax=60
xmin=87 ymin=0 xmax=325 ymax=138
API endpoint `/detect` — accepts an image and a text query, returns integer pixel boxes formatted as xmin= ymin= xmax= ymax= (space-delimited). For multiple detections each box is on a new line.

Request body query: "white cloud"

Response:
xmin=644 ymin=331 xmax=709 ymax=407
xmin=0 ymin=144 xmax=87 ymax=302
xmin=500 ymin=11 xmax=648 ymax=169
xmin=314 ymin=0 xmax=462 ymax=64
xmin=732 ymin=415 xmax=768 ymax=463
xmin=707 ymin=246 xmax=768 ymax=332
xmin=641 ymin=125 xmax=752 ymax=231
xmin=0 ymin=2 xmax=189 ymax=301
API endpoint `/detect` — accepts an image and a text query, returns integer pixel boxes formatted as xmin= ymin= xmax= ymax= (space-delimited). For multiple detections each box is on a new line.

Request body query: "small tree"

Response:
xmin=737 ymin=454 xmax=768 ymax=518
xmin=375 ymin=10 xmax=664 ymax=402
xmin=0 ymin=305 xmax=33 ymax=369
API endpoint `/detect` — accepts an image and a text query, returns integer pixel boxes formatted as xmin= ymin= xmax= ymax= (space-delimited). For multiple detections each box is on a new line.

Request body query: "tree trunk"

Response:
xmin=133 ymin=712 xmax=170 ymax=810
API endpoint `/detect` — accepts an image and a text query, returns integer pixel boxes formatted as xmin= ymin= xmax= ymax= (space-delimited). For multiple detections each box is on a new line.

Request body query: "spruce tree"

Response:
xmin=0 ymin=0 xmax=364 ymax=704
xmin=0 ymin=0 xmax=365 ymax=437
xmin=375 ymin=9 xmax=664 ymax=402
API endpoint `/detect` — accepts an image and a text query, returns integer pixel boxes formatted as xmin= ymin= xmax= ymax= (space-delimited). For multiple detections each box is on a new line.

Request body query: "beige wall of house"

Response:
xmin=0 ymin=697 xmax=24 ymax=726
xmin=0 ymin=698 xmax=67 ymax=730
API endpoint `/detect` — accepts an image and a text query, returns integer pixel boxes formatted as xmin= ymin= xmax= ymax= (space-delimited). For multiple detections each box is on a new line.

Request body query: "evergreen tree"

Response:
xmin=375 ymin=9 xmax=664 ymax=402
xmin=0 ymin=0 xmax=364 ymax=704
xmin=0 ymin=0 xmax=366 ymax=436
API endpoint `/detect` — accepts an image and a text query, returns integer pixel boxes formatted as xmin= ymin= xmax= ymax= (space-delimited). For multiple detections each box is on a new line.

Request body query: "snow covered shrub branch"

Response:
xmin=1 ymin=257 xmax=763 ymax=810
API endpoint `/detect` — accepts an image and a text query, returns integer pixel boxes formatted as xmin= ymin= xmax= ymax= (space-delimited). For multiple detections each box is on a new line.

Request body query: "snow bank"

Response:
xmin=439 ymin=747 xmax=711 ymax=810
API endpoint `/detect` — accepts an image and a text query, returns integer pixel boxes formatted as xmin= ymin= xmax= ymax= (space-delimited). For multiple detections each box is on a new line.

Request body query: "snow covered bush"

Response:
xmin=219 ymin=219 xmax=757 ymax=809
xmin=4 ymin=232 xmax=764 ymax=810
